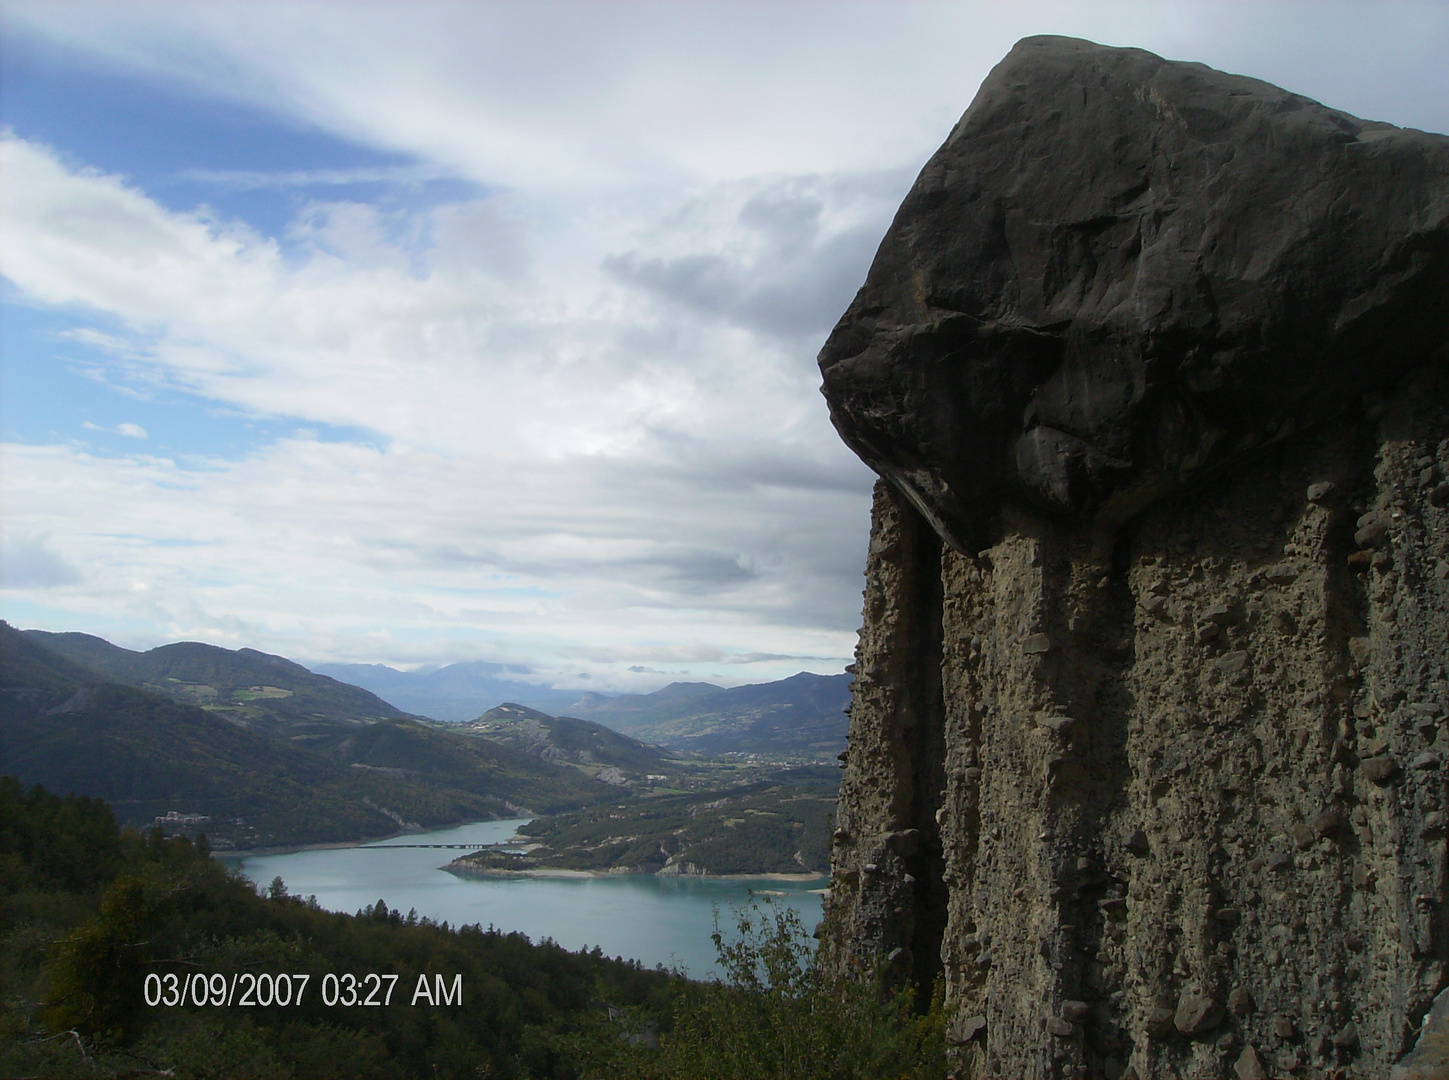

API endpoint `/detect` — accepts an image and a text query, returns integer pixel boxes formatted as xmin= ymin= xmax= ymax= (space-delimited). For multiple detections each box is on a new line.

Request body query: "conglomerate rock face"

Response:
xmin=818 ymin=36 xmax=1449 ymax=1080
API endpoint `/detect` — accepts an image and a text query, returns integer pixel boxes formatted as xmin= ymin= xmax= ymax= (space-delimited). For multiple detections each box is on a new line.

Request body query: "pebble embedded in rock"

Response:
xmin=1411 ymin=751 xmax=1442 ymax=770
xmin=1333 ymin=1020 xmax=1359 ymax=1049
xmin=1273 ymin=1015 xmax=1296 ymax=1039
xmin=1021 ymin=633 xmax=1052 ymax=654
xmin=1061 ymin=1000 xmax=1092 ymax=1023
xmin=1217 ymin=650 xmax=1250 ymax=675
xmin=1228 ymin=987 xmax=1255 ymax=1016
xmin=886 ymin=829 xmax=920 ymax=855
xmin=1125 ymin=829 xmax=1150 ymax=856
xmin=1269 ymin=611 xmax=1297 ymax=634
xmin=1235 ymin=1044 xmax=1270 ymax=1080
xmin=1265 ymin=563 xmax=1299 ymax=584
xmin=1204 ymin=601 xmax=1234 ymax=625
xmin=959 ymin=1014 xmax=987 ymax=1042
xmin=1363 ymin=756 xmax=1400 ymax=784
xmin=1037 ymin=715 xmax=1078 ymax=735
xmin=1146 ymin=1007 xmax=1175 ymax=1037
xmin=1292 ymin=823 xmax=1316 ymax=850
xmin=1046 ymin=1015 xmax=1075 ymax=1038
xmin=1355 ymin=519 xmax=1388 ymax=547
xmin=1432 ymin=482 xmax=1449 ymax=508
xmin=1175 ymin=992 xmax=1225 ymax=1036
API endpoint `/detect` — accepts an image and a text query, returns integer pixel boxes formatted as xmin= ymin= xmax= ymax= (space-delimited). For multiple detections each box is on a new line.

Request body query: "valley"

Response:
xmin=1 ymin=624 xmax=843 ymax=871
xmin=446 ymin=766 xmax=837 ymax=878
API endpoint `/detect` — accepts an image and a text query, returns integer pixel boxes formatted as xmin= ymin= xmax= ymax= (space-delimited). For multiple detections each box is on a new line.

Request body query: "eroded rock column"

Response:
xmin=829 ymin=388 xmax=1449 ymax=1078
xmin=825 ymin=480 xmax=947 ymax=999
xmin=816 ymin=33 xmax=1449 ymax=1079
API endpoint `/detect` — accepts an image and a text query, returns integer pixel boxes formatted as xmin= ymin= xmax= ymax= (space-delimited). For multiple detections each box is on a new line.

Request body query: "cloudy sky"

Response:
xmin=2 ymin=2 xmax=1446 ymax=690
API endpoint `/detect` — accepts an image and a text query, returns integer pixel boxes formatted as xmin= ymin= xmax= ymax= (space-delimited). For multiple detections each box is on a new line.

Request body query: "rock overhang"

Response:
xmin=819 ymin=35 xmax=1449 ymax=553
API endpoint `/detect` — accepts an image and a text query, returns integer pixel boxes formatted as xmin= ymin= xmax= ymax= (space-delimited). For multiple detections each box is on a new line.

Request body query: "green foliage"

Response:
xmin=1 ymin=775 xmax=669 ymax=1079
xmin=464 ymin=703 xmax=696 ymax=781
xmin=20 ymin=627 xmax=410 ymax=731
xmin=1 ymin=624 xmax=614 ymax=849
xmin=4 ymin=775 xmax=941 ymax=1080
xmin=576 ymin=898 xmax=946 ymax=1080
xmin=479 ymin=775 xmax=836 ymax=875
xmin=566 ymin=672 xmax=852 ymax=755
xmin=0 ymin=775 xmax=123 ymax=893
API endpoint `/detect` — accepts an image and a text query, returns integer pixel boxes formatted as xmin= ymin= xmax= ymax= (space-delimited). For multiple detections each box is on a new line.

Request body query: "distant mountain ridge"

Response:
xmin=25 ymin=630 xmax=410 ymax=739
xmin=562 ymin=672 xmax=852 ymax=755
xmin=1 ymin=624 xmax=616 ymax=848
xmin=311 ymin=660 xmax=582 ymax=721
xmin=313 ymin=660 xmax=853 ymax=756
xmin=460 ymin=703 xmax=691 ymax=782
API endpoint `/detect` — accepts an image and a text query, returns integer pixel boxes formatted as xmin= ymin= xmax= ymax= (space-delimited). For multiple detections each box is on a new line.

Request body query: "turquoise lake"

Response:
xmin=224 ymin=819 xmax=826 ymax=979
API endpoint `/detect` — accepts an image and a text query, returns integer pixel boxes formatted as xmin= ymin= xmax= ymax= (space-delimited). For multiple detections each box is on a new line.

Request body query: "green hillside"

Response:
xmin=0 ymin=777 xmax=671 ymax=1079
xmin=1 ymin=625 xmax=612 ymax=848
xmin=460 ymin=703 xmax=695 ymax=783
xmin=23 ymin=629 xmax=410 ymax=738
xmin=449 ymin=768 xmax=838 ymax=877
xmin=1 ymin=777 xmax=941 ymax=1080
xmin=565 ymin=672 xmax=852 ymax=755
xmin=295 ymin=713 xmax=618 ymax=813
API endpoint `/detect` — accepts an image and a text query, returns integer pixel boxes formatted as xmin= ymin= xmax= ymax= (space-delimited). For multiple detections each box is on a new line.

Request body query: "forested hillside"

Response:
xmin=1 ymin=624 xmax=613 ymax=848
xmin=0 ymin=776 xmax=667 ymax=1079
xmin=1 ymin=776 xmax=943 ymax=1080
xmin=25 ymin=629 xmax=414 ymax=738
xmin=565 ymin=672 xmax=852 ymax=754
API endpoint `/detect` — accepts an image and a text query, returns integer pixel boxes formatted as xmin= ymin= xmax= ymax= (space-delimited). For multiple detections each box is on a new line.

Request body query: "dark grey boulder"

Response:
xmin=819 ymin=35 xmax=1449 ymax=552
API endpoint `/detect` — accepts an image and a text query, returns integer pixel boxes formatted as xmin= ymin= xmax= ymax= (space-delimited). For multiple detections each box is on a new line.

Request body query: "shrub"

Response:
xmin=583 ymin=897 xmax=945 ymax=1080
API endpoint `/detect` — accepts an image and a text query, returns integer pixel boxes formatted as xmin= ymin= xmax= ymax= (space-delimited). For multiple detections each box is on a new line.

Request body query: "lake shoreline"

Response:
xmin=216 ymin=817 xmax=524 ymax=860
xmin=443 ymin=861 xmax=826 ymax=883
xmin=228 ymin=819 xmax=827 ymax=974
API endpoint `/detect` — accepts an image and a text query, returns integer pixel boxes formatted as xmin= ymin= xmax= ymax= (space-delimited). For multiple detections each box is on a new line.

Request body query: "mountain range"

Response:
xmin=311 ymin=660 xmax=581 ymax=721
xmin=2 ymin=624 xmax=850 ymax=852
xmin=460 ymin=703 xmax=690 ymax=782
xmin=313 ymin=660 xmax=852 ymax=755
xmin=564 ymin=672 xmax=851 ymax=754
xmin=1 ymin=625 xmax=616 ymax=848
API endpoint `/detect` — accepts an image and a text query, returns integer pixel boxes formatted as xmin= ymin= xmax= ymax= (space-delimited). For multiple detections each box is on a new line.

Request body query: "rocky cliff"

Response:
xmin=819 ymin=36 xmax=1449 ymax=1080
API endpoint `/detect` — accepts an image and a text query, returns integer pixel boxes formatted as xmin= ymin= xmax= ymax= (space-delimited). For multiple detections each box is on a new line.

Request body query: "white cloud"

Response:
xmin=7 ymin=2 xmax=1445 ymax=193
xmin=0 ymin=137 xmax=878 ymax=683
xmin=82 ymin=421 xmax=148 ymax=439
xmin=1 ymin=535 xmax=84 ymax=589
xmin=0 ymin=436 xmax=869 ymax=686
xmin=2 ymin=2 xmax=1446 ymax=686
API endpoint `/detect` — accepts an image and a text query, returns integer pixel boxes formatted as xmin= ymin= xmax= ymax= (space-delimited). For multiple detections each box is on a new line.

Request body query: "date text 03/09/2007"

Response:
xmin=143 ymin=971 xmax=462 ymax=1008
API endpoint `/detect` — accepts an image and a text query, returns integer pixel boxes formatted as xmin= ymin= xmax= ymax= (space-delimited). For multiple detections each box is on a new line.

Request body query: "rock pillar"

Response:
xmin=818 ymin=34 xmax=1449 ymax=1080
xmin=828 ymin=381 xmax=1449 ymax=1078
